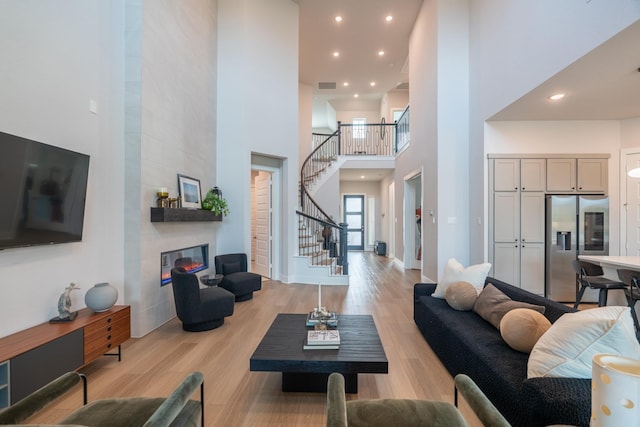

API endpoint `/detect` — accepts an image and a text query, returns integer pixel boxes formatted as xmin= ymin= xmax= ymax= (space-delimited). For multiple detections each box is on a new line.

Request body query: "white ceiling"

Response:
xmin=298 ymin=3 xmax=639 ymax=182
xmin=340 ymin=168 xmax=393 ymax=182
xmin=490 ymin=20 xmax=640 ymax=121
xmin=298 ymin=0 xmax=423 ymax=108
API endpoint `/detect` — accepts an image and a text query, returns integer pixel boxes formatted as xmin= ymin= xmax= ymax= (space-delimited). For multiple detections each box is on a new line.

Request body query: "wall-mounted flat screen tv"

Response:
xmin=0 ymin=131 xmax=90 ymax=250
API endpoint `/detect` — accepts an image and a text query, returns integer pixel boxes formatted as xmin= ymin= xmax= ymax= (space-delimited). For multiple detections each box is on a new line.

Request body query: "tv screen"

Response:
xmin=0 ymin=131 xmax=90 ymax=250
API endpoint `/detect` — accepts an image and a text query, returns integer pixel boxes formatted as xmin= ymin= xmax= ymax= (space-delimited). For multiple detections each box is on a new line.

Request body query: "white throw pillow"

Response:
xmin=432 ymin=258 xmax=491 ymax=299
xmin=527 ymin=306 xmax=640 ymax=379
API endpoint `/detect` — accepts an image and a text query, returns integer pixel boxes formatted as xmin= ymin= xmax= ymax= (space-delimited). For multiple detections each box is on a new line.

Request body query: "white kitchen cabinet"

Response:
xmin=494 ymin=159 xmax=520 ymax=192
xmin=547 ymin=158 xmax=608 ymax=193
xmin=520 ymin=192 xmax=545 ymax=243
xmin=577 ymin=158 xmax=607 ymax=193
xmin=494 ymin=192 xmax=519 ymax=243
xmin=494 ymin=158 xmax=545 ymax=192
xmin=520 ymin=159 xmax=546 ymax=192
xmin=493 ymin=243 xmax=519 ymax=285
xmin=492 ymin=191 xmax=544 ymax=294
xmin=547 ymin=158 xmax=576 ymax=192
xmin=520 ymin=243 xmax=545 ymax=296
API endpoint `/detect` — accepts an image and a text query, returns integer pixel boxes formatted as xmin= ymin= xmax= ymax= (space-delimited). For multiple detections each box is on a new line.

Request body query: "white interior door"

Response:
xmin=254 ymin=171 xmax=272 ymax=277
xmin=626 ymin=153 xmax=640 ymax=255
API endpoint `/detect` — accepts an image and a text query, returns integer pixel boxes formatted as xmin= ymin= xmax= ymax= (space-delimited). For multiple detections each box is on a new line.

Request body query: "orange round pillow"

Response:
xmin=500 ymin=308 xmax=551 ymax=353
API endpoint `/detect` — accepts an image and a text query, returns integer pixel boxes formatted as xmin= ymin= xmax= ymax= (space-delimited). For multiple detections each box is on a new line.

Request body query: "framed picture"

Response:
xmin=177 ymin=174 xmax=202 ymax=209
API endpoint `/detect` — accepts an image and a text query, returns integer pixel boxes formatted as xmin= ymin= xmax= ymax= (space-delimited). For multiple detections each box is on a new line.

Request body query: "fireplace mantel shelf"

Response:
xmin=150 ymin=207 xmax=222 ymax=222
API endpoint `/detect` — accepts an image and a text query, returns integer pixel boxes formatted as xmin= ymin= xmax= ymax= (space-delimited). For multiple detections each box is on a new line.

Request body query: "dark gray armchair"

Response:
xmin=214 ymin=253 xmax=262 ymax=301
xmin=170 ymin=267 xmax=234 ymax=331
xmin=0 ymin=371 xmax=204 ymax=426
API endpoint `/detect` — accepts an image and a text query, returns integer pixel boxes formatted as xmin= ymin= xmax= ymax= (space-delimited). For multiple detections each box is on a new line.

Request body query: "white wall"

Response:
xmin=402 ymin=0 xmax=470 ymax=280
xmin=217 ymin=0 xmax=299 ymax=283
xmin=380 ymin=91 xmax=409 ymax=122
xmin=621 ymin=117 xmax=640 ymax=149
xmin=468 ymin=1 xmax=640 ymax=263
xmin=313 ymin=173 xmax=341 ymax=223
xmin=336 ymin=110 xmax=381 ymax=126
xmin=435 ymin=0 xmax=470 ymax=275
xmin=0 ymin=0 xmax=125 ymax=337
xmin=312 ymin=98 xmax=337 ymax=131
xmin=401 ymin=0 xmax=437 ymax=272
xmin=299 ymin=83 xmax=314 ymax=169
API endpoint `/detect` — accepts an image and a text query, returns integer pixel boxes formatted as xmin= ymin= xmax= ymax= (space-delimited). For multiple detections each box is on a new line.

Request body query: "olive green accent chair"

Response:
xmin=0 ymin=371 xmax=204 ymax=427
xmin=326 ymin=372 xmax=510 ymax=427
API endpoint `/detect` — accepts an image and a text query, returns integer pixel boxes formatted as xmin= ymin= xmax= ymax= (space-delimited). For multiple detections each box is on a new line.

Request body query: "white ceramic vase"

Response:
xmin=591 ymin=353 xmax=640 ymax=427
xmin=85 ymin=282 xmax=118 ymax=312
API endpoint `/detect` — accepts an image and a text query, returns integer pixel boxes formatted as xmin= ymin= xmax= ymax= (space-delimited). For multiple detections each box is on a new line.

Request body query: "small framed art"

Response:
xmin=177 ymin=174 xmax=202 ymax=209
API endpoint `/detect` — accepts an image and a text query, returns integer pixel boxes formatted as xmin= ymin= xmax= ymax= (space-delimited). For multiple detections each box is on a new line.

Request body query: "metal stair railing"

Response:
xmin=297 ymin=110 xmax=409 ymax=276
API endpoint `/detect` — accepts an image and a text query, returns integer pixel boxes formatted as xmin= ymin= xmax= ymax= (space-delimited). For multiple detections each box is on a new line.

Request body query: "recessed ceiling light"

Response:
xmin=377 ymin=50 xmax=385 ymax=56
xmin=370 ymin=81 xmax=376 ymax=87
xmin=332 ymin=51 xmax=340 ymax=58
xmin=385 ymin=15 xmax=393 ymax=22
xmin=335 ymin=15 xmax=342 ymax=23
xmin=354 ymin=94 xmax=359 ymax=98
xmin=360 ymin=175 xmax=365 ymax=179
xmin=548 ymin=93 xmax=566 ymax=101
xmin=343 ymin=82 xmax=349 ymax=87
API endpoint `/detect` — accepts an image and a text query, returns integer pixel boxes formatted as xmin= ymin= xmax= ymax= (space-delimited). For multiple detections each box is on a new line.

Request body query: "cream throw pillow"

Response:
xmin=445 ymin=281 xmax=478 ymax=311
xmin=432 ymin=258 xmax=491 ymax=299
xmin=527 ymin=306 xmax=640 ymax=379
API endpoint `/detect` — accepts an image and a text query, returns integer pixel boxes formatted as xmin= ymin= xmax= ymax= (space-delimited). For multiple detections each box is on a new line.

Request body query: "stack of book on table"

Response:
xmin=306 ymin=311 xmax=338 ymax=327
xmin=303 ymin=329 xmax=340 ymax=350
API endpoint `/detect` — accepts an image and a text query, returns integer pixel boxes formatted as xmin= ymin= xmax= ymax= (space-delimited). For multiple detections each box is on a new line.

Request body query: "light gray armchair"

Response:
xmin=0 ymin=371 xmax=204 ymax=427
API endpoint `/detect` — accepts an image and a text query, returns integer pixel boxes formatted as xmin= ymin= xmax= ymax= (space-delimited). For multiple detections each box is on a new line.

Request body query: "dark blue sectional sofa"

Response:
xmin=413 ymin=277 xmax=591 ymax=427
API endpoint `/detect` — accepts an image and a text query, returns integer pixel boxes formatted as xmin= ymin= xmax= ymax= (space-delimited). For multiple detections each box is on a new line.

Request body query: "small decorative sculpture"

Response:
xmin=56 ymin=282 xmax=80 ymax=321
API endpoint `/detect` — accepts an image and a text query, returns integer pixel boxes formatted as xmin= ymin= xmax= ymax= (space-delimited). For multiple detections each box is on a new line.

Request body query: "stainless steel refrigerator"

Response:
xmin=545 ymin=195 xmax=609 ymax=302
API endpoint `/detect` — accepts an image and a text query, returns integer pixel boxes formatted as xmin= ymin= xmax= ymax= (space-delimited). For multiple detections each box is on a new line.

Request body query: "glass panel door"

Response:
xmin=344 ymin=195 xmax=364 ymax=250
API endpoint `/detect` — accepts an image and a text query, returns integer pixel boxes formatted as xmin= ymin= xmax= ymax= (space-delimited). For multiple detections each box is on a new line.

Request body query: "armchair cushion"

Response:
xmin=326 ymin=372 xmax=468 ymax=427
xmin=0 ymin=372 xmax=203 ymax=427
xmin=221 ymin=262 xmax=242 ymax=275
xmin=59 ymin=398 xmax=201 ymax=427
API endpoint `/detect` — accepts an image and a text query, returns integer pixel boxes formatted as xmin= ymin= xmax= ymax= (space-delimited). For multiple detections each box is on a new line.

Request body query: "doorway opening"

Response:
xmin=404 ymin=173 xmax=422 ymax=270
xmin=251 ymin=154 xmax=282 ymax=280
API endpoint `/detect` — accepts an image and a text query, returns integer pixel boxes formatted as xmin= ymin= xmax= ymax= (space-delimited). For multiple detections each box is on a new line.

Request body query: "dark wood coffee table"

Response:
xmin=250 ymin=313 xmax=388 ymax=393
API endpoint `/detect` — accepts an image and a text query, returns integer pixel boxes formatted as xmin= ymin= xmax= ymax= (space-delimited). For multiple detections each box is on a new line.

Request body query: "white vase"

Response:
xmin=85 ymin=282 xmax=118 ymax=312
xmin=592 ymin=353 xmax=640 ymax=427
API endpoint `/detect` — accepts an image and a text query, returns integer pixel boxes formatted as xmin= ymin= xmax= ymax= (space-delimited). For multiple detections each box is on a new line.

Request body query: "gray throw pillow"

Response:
xmin=473 ymin=284 xmax=545 ymax=329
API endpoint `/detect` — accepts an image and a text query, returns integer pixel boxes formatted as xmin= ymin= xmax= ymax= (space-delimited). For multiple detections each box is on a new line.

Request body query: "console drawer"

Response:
xmin=83 ymin=307 xmax=130 ymax=364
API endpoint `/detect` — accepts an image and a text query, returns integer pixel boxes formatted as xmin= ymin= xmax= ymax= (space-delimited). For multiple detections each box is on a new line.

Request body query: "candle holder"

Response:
xmin=307 ymin=283 xmax=337 ymax=329
xmin=157 ymin=187 xmax=169 ymax=208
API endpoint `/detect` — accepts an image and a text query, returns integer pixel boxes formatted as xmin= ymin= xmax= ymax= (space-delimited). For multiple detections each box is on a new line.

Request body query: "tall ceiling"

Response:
xmin=298 ymin=0 xmax=423 ymax=110
xmin=297 ymin=2 xmax=639 ymax=181
xmin=490 ymin=19 xmax=640 ymax=121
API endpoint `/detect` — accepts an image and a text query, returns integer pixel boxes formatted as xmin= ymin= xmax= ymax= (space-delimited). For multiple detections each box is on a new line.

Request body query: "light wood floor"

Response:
xmin=29 ymin=252 xmax=483 ymax=426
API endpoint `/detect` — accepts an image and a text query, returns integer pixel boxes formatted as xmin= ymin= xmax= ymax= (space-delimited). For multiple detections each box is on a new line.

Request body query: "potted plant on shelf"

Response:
xmin=201 ymin=188 xmax=229 ymax=216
